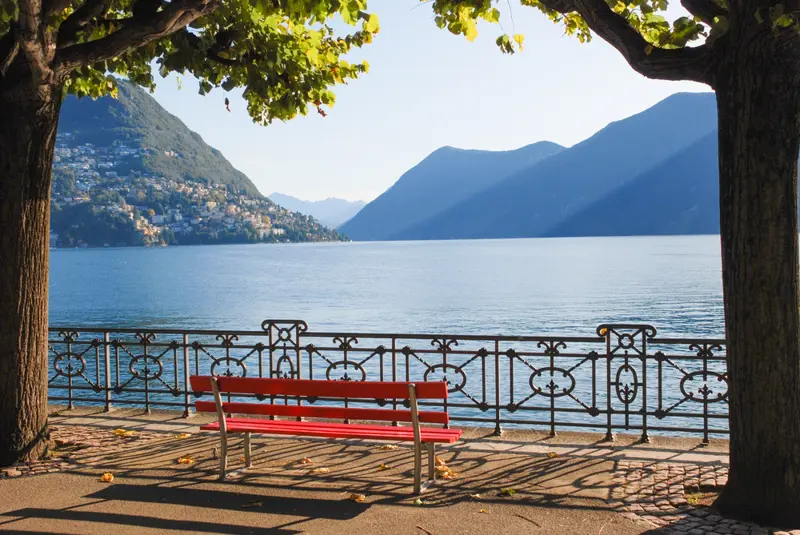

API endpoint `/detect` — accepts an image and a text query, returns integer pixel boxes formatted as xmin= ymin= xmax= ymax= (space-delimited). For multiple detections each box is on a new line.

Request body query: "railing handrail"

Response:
xmin=48 ymin=325 xmax=726 ymax=345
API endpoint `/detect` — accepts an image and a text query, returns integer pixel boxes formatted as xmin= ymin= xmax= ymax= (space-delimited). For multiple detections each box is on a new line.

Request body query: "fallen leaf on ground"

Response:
xmin=546 ymin=452 xmax=559 ymax=459
xmin=378 ymin=463 xmax=391 ymax=471
xmin=173 ymin=433 xmax=191 ymax=440
xmin=413 ymin=498 xmax=424 ymax=505
xmin=498 ymin=488 xmax=516 ymax=496
xmin=176 ymin=455 xmax=194 ymax=465
xmin=113 ymin=429 xmax=135 ymax=437
xmin=298 ymin=457 xmax=313 ymax=465
xmin=311 ymin=467 xmax=330 ymax=474
xmin=470 ymin=493 xmax=481 ymax=499
xmin=434 ymin=456 xmax=447 ymax=467
xmin=240 ymin=456 xmax=246 ymax=462
xmin=377 ymin=444 xmax=399 ymax=451
xmin=480 ymin=508 xmax=488 ymax=514
xmin=348 ymin=493 xmax=366 ymax=502
xmin=99 ymin=472 xmax=114 ymax=483
xmin=435 ymin=464 xmax=457 ymax=479
xmin=241 ymin=500 xmax=263 ymax=509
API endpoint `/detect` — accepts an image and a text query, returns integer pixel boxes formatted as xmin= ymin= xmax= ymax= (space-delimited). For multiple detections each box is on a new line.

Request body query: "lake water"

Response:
xmin=50 ymin=235 xmax=725 ymax=337
xmin=49 ymin=236 xmax=728 ymax=437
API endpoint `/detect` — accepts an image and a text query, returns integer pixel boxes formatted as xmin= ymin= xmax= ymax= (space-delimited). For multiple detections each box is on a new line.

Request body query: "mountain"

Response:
xmin=58 ymin=80 xmax=261 ymax=197
xmin=338 ymin=141 xmax=565 ymax=241
xmin=268 ymin=193 xmax=366 ymax=228
xmin=545 ymin=133 xmax=720 ymax=237
xmin=50 ymin=81 xmax=343 ymax=247
xmin=390 ymin=92 xmax=719 ymax=241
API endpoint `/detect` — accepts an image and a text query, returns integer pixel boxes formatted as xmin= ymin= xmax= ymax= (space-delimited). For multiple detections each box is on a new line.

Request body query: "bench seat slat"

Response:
xmin=190 ymin=376 xmax=448 ymax=400
xmin=195 ymin=400 xmax=449 ymax=425
xmin=200 ymin=419 xmax=462 ymax=444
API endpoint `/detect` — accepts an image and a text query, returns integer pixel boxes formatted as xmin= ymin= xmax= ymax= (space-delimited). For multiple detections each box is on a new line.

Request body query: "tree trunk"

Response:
xmin=0 ymin=64 xmax=62 ymax=466
xmin=713 ymin=39 xmax=800 ymax=528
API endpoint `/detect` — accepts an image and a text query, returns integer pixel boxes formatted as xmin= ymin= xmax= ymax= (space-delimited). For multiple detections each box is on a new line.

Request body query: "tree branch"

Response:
xmin=681 ymin=0 xmax=726 ymax=25
xmin=0 ymin=30 xmax=20 ymax=78
xmin=17 ymin=0 xmax=52 ymax=81
xmin=44 ymin=0 xmax=74 ymax=17
xmin=540 ymin=0 xmax=715 ymax=83
xmin=57 ymin=0 xmax=110 ymax=47
xmin=55 ymin=0 xmax=219 ymax=73
xmin=180 ymin=29 xmax=241 ymax=66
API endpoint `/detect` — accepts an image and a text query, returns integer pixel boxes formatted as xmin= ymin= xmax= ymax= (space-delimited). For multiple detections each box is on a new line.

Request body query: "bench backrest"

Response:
xmin=190 ymin=376 xmax=450 ymax=425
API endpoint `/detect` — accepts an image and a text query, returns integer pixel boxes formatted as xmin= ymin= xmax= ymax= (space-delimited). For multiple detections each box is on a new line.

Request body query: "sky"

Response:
xmin=149 ymin=0 xmax=709 ymax=202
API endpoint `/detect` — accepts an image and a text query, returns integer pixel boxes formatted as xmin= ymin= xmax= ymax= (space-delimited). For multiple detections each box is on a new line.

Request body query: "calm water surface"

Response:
xmin=50 ymin=236 xmax=725 ymax=337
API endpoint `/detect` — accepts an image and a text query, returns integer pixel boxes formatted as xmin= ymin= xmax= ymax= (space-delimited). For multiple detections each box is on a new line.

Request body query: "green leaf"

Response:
xmin=364 ymin=13 xmax=379 ymax=33
xmin=464 ymin=19 xmax=478 ymax=42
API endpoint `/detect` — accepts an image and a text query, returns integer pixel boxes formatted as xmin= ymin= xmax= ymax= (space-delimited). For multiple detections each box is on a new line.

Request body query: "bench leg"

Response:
xmin=244 ymin=433 xmax=252 ymax=468
xmin=427 ymin=443 xmax=435 ymax=481
xmin=219 ymin=434 xmax=228 ymax=481
xmin=413 ymin=440 xmax=422 ymax=494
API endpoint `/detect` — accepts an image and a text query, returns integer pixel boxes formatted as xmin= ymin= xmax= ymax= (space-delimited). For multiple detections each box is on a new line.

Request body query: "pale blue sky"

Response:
xmin=149 ymin=0 xmax=709 ymax=202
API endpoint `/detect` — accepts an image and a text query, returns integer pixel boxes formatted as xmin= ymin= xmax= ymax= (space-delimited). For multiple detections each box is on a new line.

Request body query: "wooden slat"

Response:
xmin=202 ymin=418 xmax=460 ymax=436
xmin=194 ymin=401 xmax=449 ymax=425
xmin=199 ymin=419 xmax=463 ymax=444
xmin=190 ymin=376 xmax=449 ymax=400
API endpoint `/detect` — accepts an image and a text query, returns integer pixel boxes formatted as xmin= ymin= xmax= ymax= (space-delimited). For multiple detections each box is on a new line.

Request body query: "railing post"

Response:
xmin=104 ymin=331 xmax=111 ymax=412
xmin=641 ymin=334 xmax=650 ymax=443
xmin=392 ymin=337 xmax=399 ymax=427
xmin=604 ymin=327 xmax=614 ymax=442
xmin=183 ymin=333 xmax=190 ymax=417
xmin=494 ymin=340 xmax=502 ymax=436
xmin=66 ymin=334 xmax=73 ymax=410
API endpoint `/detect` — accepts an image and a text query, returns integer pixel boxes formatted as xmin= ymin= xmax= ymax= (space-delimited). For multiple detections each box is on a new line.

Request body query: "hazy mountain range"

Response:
xmin=268 ymin=193 xmax=366 ymax=228
xmin=340 ymin=141 xmax=564 ymax=240
xmin=340 ymin=92 xmax=724 ymax=241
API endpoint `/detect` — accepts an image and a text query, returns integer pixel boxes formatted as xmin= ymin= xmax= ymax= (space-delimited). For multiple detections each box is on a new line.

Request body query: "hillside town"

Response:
xmin=50 ymin=134 xmax=341 ymax=247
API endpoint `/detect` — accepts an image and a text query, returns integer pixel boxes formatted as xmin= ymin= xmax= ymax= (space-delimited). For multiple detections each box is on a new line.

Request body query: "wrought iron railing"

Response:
xmin=47 ymin=321 xmax=728 ymax=443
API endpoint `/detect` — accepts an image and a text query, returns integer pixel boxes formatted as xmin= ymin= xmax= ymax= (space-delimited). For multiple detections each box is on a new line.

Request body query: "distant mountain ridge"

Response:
xmin=339 ymin=141 xmax=565 ymax=241
xmin=391 ymin=92 xmax=718 ymax=241
xmin=268 ymin=193 xmax=366 ymax=228
xmin=341 ymin=92 xmax=720 ymax=242
xmin=545 ymin=133 xmax=721 ymax=237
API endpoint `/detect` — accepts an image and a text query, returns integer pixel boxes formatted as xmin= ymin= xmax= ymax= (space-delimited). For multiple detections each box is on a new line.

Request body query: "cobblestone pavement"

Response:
xmin=612 ymin=461 xmax=800 ymax=535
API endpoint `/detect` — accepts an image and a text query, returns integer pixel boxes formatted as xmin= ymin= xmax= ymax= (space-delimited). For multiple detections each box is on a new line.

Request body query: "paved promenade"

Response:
xmin=0 ymin=407 xmax=795 ymax=535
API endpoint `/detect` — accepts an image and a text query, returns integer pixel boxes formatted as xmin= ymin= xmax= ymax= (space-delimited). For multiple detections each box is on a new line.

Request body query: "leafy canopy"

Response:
xmin=2 ymin=0 xmax=793 ymax=124
xmin=1 ymin=0 xmax=379 ymax=124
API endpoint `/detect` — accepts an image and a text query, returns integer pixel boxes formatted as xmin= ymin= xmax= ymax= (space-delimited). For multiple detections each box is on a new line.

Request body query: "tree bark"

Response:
xmin=713 ymin=37 xmax=800 ymax=527
xmin=0 ymin=58 xmax=61 ymax=466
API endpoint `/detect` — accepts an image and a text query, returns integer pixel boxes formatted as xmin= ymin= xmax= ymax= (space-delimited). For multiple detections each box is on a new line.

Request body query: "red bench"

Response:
xmin=190 ymin=376 xmax=463 ymax=493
